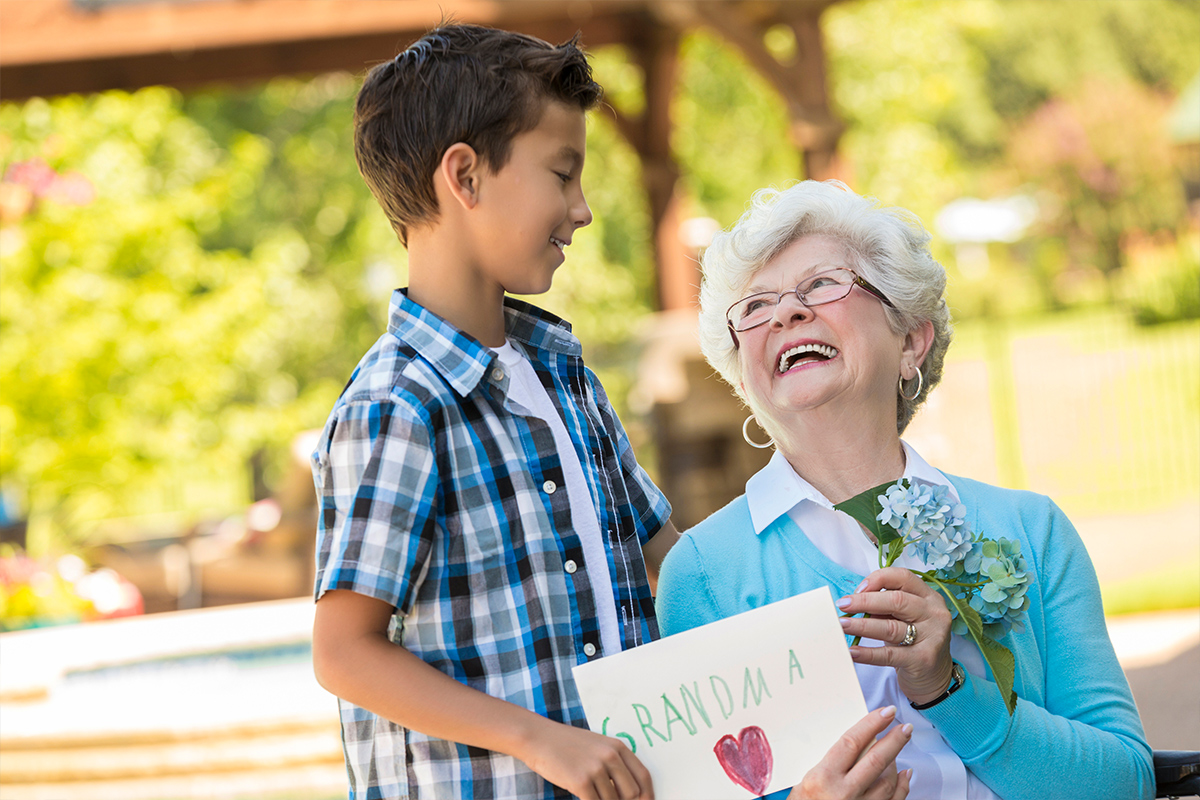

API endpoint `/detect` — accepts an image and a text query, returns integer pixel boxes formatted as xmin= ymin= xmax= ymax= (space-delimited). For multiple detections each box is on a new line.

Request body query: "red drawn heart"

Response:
xmin=713 ymin=725 xmax=774 ymax=796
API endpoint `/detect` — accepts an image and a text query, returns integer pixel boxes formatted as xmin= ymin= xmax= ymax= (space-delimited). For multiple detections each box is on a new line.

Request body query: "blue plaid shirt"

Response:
xmin=312 ymin=290 xmax=671 ymax=799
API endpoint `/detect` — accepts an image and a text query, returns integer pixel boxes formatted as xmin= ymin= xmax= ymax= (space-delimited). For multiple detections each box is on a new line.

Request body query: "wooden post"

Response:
xmin=689 ymin=0 xmax=845 ymax=181
xmin=606 ymin=16 xmax=693 ymax=310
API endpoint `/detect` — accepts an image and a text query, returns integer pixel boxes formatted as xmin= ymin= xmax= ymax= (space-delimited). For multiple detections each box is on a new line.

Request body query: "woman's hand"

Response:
xmin=787 ymin=705 xmax=913 ymax=800
xmin=837 ymin=567 xmax=955 ymax=706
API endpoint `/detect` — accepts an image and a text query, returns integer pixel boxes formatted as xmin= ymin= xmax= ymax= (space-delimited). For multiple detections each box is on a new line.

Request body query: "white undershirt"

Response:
xmin=490 ymin=342 xmax=622 ymax=657
xmin=745 ymin=442 xmax=1001 ymax=800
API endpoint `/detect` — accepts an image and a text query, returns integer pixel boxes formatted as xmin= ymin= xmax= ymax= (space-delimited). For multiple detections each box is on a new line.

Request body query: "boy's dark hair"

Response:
xmin=354 ymin=23 xmax=603 ymax=246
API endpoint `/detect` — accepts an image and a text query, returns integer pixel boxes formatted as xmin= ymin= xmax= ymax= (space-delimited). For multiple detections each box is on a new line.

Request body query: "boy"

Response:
xmin=310 ymin=23 xmax=679 ymax=800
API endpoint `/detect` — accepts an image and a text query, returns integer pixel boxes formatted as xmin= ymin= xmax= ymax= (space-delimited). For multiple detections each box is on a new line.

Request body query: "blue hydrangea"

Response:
xmin=942 ymin=538 xmax=1031 ymax=637
xmin=876 ymin=481 xmax=971 ymax=570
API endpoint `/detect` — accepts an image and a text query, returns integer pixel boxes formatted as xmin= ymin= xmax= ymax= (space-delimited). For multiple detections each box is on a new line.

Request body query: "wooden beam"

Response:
xmin=685 ymin=0 xmax=844 ymax=180
xmin=0 ymin=0 xmax=638 ymax=100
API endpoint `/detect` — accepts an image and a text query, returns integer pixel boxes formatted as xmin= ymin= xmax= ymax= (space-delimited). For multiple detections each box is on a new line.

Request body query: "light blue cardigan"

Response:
xmin=656 ymin=474 xmax=1154 ymax=800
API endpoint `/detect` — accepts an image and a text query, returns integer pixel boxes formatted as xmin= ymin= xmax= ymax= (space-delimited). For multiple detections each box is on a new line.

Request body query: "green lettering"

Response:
xmin=710 ymin=675 xmax=735 ymax=720
xmin=633 ymin=703 xmax=668 ymax=747
xmin=742 ymin=666 xmax=773 ymax=708
xmin=680 ymin=681 xmax=713 ymax=730
xmin=601 ymin=716 xmax=637 ymax=754
xmin=661 ymin=694 xmax=694 ymax=739
xmin=789 ymin=649 xmax=805 ymax=684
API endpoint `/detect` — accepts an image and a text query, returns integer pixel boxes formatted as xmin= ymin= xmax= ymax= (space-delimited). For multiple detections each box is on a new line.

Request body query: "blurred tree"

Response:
xmin=671 ymin=31 xmax=801 ymax=226
xmin=0 ymin=86 xmax=370 ymax=545
xmin=1008 ymin=79 xmax=1187 ymax=295
xmin=0 ymin=75 xmax=657 ymax=547
xmin=3 ymin=0 xmax=1198 ymax=548
xmin=823 ymin=0 xmax=1198 ymax=311
xmin=967 ymin=0 xmax=1200 ymax=121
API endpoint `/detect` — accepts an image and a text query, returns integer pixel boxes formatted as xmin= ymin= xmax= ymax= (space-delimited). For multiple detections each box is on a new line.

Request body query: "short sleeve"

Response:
xmin=312 ymin=397 xmax=438 ymax=615
xmin=588 ymin=368 xmax=671 ymax=544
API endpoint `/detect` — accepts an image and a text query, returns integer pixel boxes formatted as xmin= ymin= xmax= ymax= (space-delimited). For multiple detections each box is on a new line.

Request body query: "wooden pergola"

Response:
xmin=2 ymin=0 xmax=850 ymax=525
xmin=1 ymin=0 xmax=844 ymax=312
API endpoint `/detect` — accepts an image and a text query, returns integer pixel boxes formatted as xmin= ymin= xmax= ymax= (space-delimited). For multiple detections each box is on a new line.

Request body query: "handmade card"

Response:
xmin=572 ymin=586 xmax=867 ymax=799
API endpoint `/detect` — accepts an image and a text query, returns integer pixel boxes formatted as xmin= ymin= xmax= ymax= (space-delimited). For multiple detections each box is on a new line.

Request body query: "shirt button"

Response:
xmin=543 ymin=480 xmax=557 ymax=494
xmin=491 ymin=367 xmax=505 ymax=382
xmin=564 ymin=560 xmax=577 ymax=574
xmin=583 ymin=643 xmax=597 ymax=657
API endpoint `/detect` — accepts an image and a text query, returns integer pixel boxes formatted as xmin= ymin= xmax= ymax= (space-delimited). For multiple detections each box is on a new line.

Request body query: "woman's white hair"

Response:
xmin=697 ymin=179 xmax=952 ymax=435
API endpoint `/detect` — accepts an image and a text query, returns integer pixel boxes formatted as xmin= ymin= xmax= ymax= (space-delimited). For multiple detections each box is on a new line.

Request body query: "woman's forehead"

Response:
xmin=746 ymin=235 xmax=851 ymax=291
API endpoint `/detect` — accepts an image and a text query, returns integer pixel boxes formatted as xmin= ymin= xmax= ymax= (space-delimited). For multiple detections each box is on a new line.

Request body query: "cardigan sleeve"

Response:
xmin=920 ymin=490 xmax=1154 ymax=800
xmin=655 ymin=533 xmax=725 ymax=636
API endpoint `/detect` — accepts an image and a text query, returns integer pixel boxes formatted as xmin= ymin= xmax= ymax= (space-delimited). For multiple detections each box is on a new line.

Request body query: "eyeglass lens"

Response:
xmin=728 ymin=268 xmax=856 ymax=331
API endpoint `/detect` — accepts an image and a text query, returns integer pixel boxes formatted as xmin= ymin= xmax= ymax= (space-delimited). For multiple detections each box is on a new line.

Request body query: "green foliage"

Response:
xmin=834 ymin=480 xmax=1019 ymax=714
xmin=672 ymin=32 xmax=800 ymax=225
xmin=1102 ymin=558 xmax=1200 ymax=616
xmin=1008 ymin=79 xmax=1186 ymax=282
xmin=825 ymin=0 xmax=1004 ymax=214
xmin=1122 ymin=236 xmax=1200 ymax=326
xmin=0 ymin=74 xmax=662 ymax=545
xmin=967 ymin=0 xmax=1200 ymax=120
xmin=3 ymin=0 xmax=1198 ymax=549
xmin=0 ymin=83 xmax=393 ymax=543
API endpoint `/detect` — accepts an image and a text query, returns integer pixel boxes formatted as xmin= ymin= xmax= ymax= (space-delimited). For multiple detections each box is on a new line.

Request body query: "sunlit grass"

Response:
xmin=948 ymin=309 xmax=1200 ymax=517
xmin=1102 ymin=558 xmax=1200 ymax=616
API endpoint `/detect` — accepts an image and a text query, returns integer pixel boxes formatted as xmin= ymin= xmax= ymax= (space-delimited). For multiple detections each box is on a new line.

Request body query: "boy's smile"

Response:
xmin=469 ymin=100 xmax=593 ymax=297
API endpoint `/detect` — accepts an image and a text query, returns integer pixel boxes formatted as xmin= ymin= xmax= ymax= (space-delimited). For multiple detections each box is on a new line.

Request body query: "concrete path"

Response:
xmin=2 ymin=595 xmax=1196 ymax=799
xmin=1109 ymin=609 xmax=1200 ymax=750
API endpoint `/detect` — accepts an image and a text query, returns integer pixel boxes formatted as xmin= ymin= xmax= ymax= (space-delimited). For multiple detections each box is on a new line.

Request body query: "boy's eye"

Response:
xmin=555 ymin=171 xmax=571 ymax=183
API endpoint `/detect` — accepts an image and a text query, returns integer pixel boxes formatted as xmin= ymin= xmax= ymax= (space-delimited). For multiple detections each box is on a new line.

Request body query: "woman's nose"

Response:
xmin=769 ymin=293 xmax=812 ymax=327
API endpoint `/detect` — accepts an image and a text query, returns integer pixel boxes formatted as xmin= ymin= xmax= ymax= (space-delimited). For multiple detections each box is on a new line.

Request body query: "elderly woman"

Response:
xmin=656 ymin=181 xmax=1153 ymax=800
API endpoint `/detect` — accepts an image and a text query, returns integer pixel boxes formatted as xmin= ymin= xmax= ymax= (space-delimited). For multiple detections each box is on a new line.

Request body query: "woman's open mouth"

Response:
xmin=778 ymin=343 xmax=838 ymax=373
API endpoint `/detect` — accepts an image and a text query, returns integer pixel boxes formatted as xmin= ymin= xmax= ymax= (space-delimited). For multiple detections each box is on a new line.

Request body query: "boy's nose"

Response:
xmin=573 ymin=191 xmax=593 ymax=229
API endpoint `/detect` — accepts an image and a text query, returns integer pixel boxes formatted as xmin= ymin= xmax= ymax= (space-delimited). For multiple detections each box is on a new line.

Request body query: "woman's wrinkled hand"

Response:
xmin=788 ymin=705 xmax=912 ymax=800
xmin=837 ymin=567 xmax=955 ymax=706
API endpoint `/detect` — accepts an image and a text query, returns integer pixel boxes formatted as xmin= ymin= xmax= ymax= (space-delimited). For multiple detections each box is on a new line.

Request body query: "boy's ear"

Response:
xmin=438 ymin=142 xmax=483 ymax=211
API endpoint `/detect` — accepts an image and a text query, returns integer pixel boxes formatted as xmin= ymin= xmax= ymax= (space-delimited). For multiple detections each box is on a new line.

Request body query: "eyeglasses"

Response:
xmin=725 ymin=268 xmax=895 ymax=333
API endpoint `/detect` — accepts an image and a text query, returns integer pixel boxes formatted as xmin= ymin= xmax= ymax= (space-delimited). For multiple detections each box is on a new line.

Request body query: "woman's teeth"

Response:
xmin=778 ymin=344 xmax=837 ymax=373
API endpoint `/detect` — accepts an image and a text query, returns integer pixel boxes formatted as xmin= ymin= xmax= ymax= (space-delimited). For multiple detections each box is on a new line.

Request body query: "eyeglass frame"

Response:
xmin=725 ymin=267 xmax=896 ymax=346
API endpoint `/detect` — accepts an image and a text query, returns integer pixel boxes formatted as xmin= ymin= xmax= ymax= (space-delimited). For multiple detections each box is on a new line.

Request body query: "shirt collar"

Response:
xmin=745 ymin=440 xmax=958 ymax=535
xmin=387 ymin=289 xmax=582 ymax=398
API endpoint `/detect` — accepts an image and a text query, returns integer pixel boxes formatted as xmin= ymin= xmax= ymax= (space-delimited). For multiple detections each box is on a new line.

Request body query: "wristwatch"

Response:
xmin=909 ymin=661 xmax=965 ymax=710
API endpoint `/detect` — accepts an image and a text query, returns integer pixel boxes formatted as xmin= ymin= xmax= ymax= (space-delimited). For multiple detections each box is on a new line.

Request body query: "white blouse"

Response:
xmin=745 ymin=442 xmax=1001 ymax=800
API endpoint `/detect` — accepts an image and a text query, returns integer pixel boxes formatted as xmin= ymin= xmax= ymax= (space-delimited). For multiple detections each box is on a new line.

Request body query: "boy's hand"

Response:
xmin=517 ymin=720 xmax=653 ymax=800
xmin=315 ymin=589 xmax=654 ymax=797
xmin=787 ymin=706 xmax=912 ymax=800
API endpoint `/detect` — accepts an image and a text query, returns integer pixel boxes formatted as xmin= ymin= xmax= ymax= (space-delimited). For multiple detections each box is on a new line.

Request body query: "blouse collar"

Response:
xmin=746 ymin=440 xmax=958 ymax=535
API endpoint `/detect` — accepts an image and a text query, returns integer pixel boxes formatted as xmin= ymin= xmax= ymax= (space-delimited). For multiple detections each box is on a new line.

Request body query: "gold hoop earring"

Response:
xmin=742 ymin=415 xmax=774 ymax=449
xmin=899 ymin=366 xmax=924 ymax=401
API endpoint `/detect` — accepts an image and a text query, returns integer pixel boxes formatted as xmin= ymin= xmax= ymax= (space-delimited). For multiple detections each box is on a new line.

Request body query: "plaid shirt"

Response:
xmin=312 ymin=290 xmax=670 ymax=799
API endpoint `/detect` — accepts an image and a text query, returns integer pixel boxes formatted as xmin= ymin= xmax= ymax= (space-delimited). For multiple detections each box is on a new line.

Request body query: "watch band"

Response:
xmin=910 ymin=661 xmax=965 ymax=710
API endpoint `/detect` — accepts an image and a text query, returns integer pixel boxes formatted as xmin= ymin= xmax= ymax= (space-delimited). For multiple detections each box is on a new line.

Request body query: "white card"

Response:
xmin=572 ymin=586 xmax=868 ymax=799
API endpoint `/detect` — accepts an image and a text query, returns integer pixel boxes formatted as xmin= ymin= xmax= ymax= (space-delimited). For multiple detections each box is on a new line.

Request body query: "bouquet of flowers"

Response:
xmin=834 ymin=478 xmax=1030 ymax=714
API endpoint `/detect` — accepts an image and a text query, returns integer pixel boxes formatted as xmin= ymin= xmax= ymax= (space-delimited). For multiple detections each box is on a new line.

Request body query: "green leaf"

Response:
xmin=834 ymin=479 xmax=905 ymax=546
xmin=927 ymin=575 xmax=1018 ymax=714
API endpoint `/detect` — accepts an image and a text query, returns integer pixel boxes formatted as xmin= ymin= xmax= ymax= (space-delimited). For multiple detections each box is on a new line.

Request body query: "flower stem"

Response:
xmin=840 ymin=610 xmax=871 ymax=647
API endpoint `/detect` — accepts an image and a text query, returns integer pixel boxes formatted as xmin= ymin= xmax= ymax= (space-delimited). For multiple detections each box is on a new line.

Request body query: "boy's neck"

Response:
xmin=405 ymin=235 xmax=508 ymax=348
